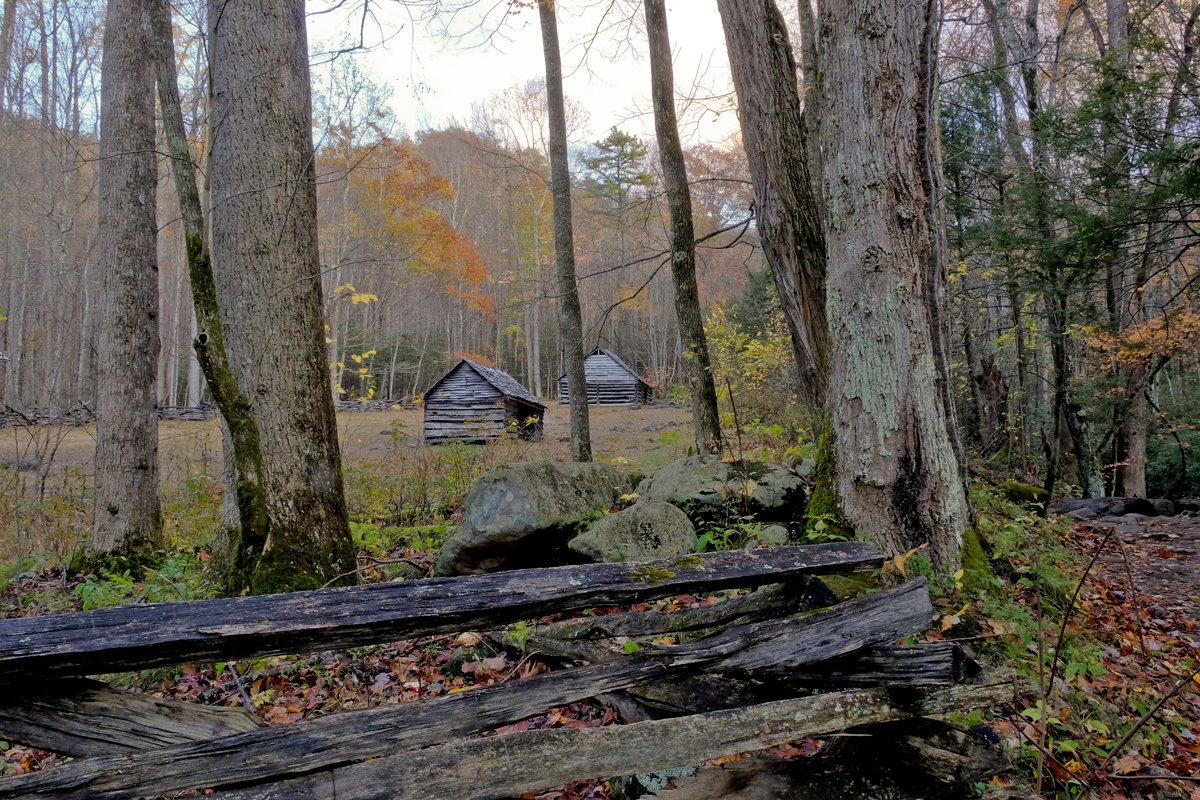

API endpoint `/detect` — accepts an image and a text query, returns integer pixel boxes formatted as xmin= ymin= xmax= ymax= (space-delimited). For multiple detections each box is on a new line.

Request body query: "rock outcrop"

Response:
xmin=434 ymin=461 xmax=631 ymax=576
xmin=634 ymin=455 xmax=806 ymax=523
xmin=568 ymin=500 xmax=697 ymax=563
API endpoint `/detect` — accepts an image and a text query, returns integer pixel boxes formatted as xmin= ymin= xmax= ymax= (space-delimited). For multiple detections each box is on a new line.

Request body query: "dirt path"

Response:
xmin=1078 ymin=510 xmax=1200 ymax=637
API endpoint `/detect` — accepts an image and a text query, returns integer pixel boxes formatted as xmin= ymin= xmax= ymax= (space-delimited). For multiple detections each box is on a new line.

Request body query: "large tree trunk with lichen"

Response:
xmin=538 ymin=0 xmax=590 ymax=462
xmin=645 ymin=0 xmax=722 ymax=455
xmin=90 ymin=0 xmax=162 ymax=557
xmin=818 ymin=0 xmax=970 ymax=569
xmin=210 ymin=0 xmax=356 ymax=593
xmin=716 ymin=0 xmax=828 ymax=410
xmin=150 ymin=0 xmax=270 ymax=594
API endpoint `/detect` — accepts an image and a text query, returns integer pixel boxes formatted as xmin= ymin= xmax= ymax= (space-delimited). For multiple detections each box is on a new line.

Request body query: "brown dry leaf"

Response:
xmin=709 ymin=752 xmax=751 ymax=765
xmin=1112 ymin=755 xmax=1142 ymax=775
xmin=894 ymin=542 xmax=929 ymax=578
xmin=455 ymin=632 xmax=483 ymax=647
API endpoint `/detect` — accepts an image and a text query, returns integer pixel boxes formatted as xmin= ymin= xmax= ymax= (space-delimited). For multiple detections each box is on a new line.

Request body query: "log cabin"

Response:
xmin=422 ymin=359 xmax=545 ymax=444
xmin=558 ymin=347 xmax=653 ymax=406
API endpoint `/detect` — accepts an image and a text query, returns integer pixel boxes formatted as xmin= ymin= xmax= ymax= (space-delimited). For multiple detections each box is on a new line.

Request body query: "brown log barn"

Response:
xmin=422 ymin=359 xmax=545 ymax=444
xmin=557 ymin=347 xmax=653 ymax=406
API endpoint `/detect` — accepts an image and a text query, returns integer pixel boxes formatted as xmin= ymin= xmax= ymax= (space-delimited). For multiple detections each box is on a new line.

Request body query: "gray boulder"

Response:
xmin=1051 ymin=497 xmax=1159 ymax=518
xmin=568 ymin=500 xmax=697 ymax=563
xmin=1150 ymin=498 xmax=1175 ymax=516
xmin=634 ymin=455 xmax=805 ymax=522
xmin=434 ymin=460 xmax=631 ymax=576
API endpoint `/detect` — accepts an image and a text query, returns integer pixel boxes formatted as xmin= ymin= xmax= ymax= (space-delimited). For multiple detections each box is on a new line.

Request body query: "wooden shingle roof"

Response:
xmin=426 ymin=359 xmax=544 ymax=408
xmin=559 ymin=348 xmax=648 ymax=384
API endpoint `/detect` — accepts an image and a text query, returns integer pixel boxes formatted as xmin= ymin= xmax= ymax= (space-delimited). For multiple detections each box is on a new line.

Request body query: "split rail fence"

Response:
xmin=0 ymin=543 xmax=1019 ymax=799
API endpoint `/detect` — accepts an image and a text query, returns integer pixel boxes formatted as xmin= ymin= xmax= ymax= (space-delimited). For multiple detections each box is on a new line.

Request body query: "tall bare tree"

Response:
xmin=716 ymin=0 xmax=829 ymax=411
xmin=150 ymin=0 xmax=270 ymax=593
xmin=538 ymin=0 xmax=590 ymax=461
xmin=644 ymin=0 xmax=722 ymax=455
xmin=90 ymin=0 xmax=162 ymax=557
xmin=819 ymin=0 xmax=969 ymax=568
xmin=210 ymin=0 xmax=356 ymax=592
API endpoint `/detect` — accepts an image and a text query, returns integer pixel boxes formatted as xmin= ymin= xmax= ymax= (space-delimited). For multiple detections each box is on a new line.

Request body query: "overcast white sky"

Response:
xmin=308 ymin=0 xmax=740 ymax=146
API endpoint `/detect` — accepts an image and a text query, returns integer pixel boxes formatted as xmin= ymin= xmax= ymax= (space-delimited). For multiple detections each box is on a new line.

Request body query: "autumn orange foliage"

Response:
xmin=324 ymin=135 xmax=493 ymax=316
xmin=1083 ymin=308 xmax=1200 ymax=371
xmin=454 ymin=351 xmax=496 ymax=368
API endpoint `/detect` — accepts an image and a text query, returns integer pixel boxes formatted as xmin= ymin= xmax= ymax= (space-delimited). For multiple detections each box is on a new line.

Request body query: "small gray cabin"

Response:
xmin=423 ymin=359 xmax=545 ymax=444
xmin=558 ymin=347 xmax=653 ymax=406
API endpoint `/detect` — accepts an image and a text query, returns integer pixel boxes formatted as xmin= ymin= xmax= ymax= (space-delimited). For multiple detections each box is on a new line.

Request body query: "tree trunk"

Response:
xmin=716 ymin=0 xmax=829 ymax=410
xmin=818 ymin=0 xmax=970 ymax=569
xmin=0 ymin=0 xmax=16 ymax=115
xmin=538 ymin=0 xmax=590 ymax=462
xmin=90 ymin=0 xmax=162 ymax=556
xmin=150 ymin=0 xmax=272 ymax=593
xmin=210 ymin=0 xmax=356 ymax=592
xmin=645 ymin=0 xmax=722 ymax=455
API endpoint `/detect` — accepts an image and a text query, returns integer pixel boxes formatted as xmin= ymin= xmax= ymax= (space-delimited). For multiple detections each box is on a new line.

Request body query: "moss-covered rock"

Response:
xmin=434 ymin=460 xmax=631 ymax=576
xmin=634 ymin=455 xmax=806 ymax=523
xmin=249 ymin=545 xmax=325 ymax=595
xmin=819 ymin=571 xmax=881 ymax=601
xmin=568 ymin=500 xmax=697 ymax=563
xmin=1000 ymin=479 xmax=1048 ymax=506
xmin=959 ymin=528 xmax=994 ymax=591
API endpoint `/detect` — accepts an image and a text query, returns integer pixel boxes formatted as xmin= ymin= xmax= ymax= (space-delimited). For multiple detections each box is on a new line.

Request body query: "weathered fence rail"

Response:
xmin=0 ymin=544 xmax=1018 ymax=799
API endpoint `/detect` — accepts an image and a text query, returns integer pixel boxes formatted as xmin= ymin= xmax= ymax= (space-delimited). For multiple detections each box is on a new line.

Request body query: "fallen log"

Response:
xmin=0 ymin=580 xmax=929 ymax=800
xmin=210 ymin=672 xmax=1022 ymax=800
xmin=0 ymin=543 xmax=884 ymax=682
xmin=0 ymin=678 xmax=263 ymax=757
xmin=610 ymin=642 xmax=983 ymax=720
xmin=638 ymin=718 xmax=1010 ymax=799
xmin=780 ymin=642 xmax=983 ymax=688
xmin=527 ymin=577 xmax=832 ymax=642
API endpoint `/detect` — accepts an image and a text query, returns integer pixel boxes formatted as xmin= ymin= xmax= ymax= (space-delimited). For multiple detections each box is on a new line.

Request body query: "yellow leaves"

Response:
xmin=332 ymin=284 xmax=379 ymax=305
xmin=940 ymin=601 xmax=970 ymax=632
xmin=887 ymin=542 xmax=928 ymax=579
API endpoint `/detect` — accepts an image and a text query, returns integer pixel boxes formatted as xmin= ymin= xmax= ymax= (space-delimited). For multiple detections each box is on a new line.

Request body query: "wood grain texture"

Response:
xmin=0 ymin=678 xmax=263 ymax=757
xmin=0 ymin=543 xmax=884 ymax=681
xmin=779 ymin=641 xmax=983 ymax=688
xmin=212 ymin=673 xmax=1021 ymax=800
xmin=0 ymin=578 xmax=925 ymax=800
xmin=523 ymin=578 xmax=809 ymax=641
xmin=557 ymin=349 xmax=652 ymax=406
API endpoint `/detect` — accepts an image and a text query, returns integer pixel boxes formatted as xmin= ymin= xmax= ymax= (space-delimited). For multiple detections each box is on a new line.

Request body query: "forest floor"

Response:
xmin=0 ymin=406 xmax=1198 ymax=799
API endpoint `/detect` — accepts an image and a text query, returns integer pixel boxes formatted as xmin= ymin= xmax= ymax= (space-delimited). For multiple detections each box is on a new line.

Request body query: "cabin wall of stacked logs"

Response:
xmin=423 ymin=368 xmax=544 ymax=443
xmin=558 ymin=354 xmax=653 ymax=406
xmin=0 ymin=544 xmax=1018 ymax=799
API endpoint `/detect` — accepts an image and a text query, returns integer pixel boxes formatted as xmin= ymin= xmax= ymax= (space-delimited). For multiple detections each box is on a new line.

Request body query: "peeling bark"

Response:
xmin=716 ymin=0 xmax=829 ymax=409
xmin=818 ymin=0 xmax=970 ymax=568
